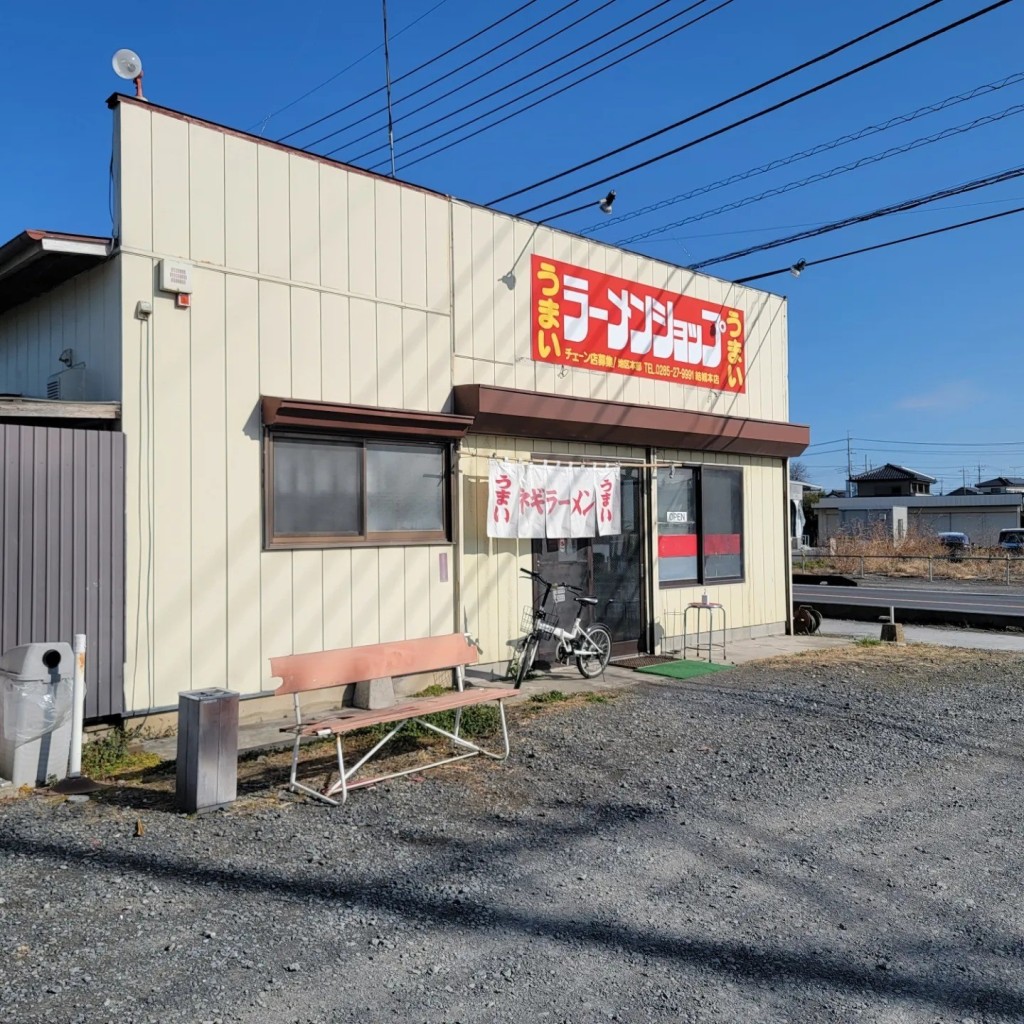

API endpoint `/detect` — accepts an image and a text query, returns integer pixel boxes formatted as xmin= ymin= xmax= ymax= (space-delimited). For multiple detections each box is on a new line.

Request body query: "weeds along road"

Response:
xmin=2 ymin=644 xmax=1024 ymax=1023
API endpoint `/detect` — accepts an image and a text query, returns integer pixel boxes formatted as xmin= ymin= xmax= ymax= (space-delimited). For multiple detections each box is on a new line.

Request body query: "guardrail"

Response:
xmin=795 ymin=551 xmax=1024 ymax=586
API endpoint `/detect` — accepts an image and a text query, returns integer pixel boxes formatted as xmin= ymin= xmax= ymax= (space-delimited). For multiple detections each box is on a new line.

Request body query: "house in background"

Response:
xmin=816 ymin=493 xmax=1024 ymax=548
xmin=976 ymin=476 xmax=1024 ymax=494
xmin=849 ymin=464 xmax=935 ymax=498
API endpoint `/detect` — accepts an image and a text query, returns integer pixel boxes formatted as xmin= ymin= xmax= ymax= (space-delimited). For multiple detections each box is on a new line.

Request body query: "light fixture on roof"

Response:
xmin=112 ymin=48 xmax=146 ymax=100
xmin=789 ymin=259 xmax=807 ymax=278
xmin=598 ymin=190 xmax=616 ymax=215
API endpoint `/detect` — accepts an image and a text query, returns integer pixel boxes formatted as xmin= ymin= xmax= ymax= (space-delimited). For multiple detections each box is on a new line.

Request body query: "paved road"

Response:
xmin=820 ymin=617 xmax=1024 ymax=652
xmin=793 ymin=582 xmax=1024 ymax=617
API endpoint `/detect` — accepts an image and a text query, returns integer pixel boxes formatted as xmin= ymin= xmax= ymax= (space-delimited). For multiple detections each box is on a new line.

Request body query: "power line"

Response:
xmin=697 ymin=165 xmax=1024 ymax=270
xmin=733 ymin=202 xmax=1024 ymax=282
xmin=277 ymin=0 xmax=545 ymax=143
xmin=491 ymin=0 xmax=949 ymax=209
xmin=634 ymin=196 xmax=1024 ymax=242
xmin=582 ymin=70 xmax=1024 ymax=236
xmin=856 ymin=436 xmax=1024 ymax=448
xmin=308 ymin=0 xmax=600 ymax=152
xmin=507 ymin=0 xmax=1013 ymax=220
xmin=343 ymin=0 xmax=721 ymax=165
xmin=616 ymin=103 xmax=1024 ymax=247
xmin=360 ymin=0 xmax=738 ymax=172
xmin=249 ymin=0 xmax=450 ymax=132
xmin=336 ymin=0 xmax=639 ymax=159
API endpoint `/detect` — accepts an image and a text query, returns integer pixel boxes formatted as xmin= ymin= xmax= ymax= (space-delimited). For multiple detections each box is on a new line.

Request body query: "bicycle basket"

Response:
xmin=521 ymin=606 xmax=539 ymax=633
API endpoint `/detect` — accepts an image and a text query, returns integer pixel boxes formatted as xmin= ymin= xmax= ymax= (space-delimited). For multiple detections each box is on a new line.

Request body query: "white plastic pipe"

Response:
xmin=69 ymin=634 xmax=86 ymax=777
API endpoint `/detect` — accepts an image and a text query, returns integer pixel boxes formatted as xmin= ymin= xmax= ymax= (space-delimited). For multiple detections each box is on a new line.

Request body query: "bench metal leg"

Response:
xmin=310 ymin=700 xmax=511 ymax=805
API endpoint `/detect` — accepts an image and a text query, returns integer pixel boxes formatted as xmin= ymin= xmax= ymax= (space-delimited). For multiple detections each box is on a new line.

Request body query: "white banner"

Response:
xmin=543 ymin=465 xmax=574 ymax=538
xmin=484 ymin=461 xmax=622 ymax=539
xmin=595 ymin=466 xmax=621 ymax=536
xmin=570 ymin=465 xmax=597 ymax=538
xmin=486 ymin=459 xmax=520 ymax=538
xmin=517 ymin=462 xmax=547 ymax=538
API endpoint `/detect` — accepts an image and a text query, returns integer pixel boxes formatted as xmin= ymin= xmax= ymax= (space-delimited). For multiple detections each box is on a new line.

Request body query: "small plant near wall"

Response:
xmin=80 ymin=727 xmax=160 ymax=779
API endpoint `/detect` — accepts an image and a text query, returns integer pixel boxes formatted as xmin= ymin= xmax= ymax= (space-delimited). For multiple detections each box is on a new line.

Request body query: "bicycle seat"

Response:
xmin=576 ymin=596 xmax=598 ymax=606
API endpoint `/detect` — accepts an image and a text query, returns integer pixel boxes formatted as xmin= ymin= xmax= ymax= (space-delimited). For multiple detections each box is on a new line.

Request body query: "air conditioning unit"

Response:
xmin=46 ymin=367 xmax=88 ymax=401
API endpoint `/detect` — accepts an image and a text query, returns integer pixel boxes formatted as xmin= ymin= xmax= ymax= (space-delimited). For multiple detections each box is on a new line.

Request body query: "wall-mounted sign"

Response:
xmin=531 ymin=254 xmax=745 ymax=392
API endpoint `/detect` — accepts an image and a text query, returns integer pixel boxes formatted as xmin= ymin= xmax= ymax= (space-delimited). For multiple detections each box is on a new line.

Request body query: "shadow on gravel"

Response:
xmin=2 ymin=812 xmax=1022 ymax=1021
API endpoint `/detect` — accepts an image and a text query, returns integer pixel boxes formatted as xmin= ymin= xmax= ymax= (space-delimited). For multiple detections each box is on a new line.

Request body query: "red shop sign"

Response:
xmin=531 ymin=255 xmax=746 ymax=393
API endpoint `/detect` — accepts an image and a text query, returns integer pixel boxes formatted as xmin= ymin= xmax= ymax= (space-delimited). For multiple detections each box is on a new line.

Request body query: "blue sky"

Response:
xmin=2 ymin=0 xmax=1022 ymax=492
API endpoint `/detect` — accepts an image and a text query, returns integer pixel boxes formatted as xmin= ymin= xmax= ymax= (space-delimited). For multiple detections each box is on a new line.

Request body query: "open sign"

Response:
xmin=666 ymin=511 xmax=687 ymax=524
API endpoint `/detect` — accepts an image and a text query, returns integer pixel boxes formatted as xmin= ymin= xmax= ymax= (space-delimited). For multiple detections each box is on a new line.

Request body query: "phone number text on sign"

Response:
xmin=531 ymin=254 xmax=746 ymax=393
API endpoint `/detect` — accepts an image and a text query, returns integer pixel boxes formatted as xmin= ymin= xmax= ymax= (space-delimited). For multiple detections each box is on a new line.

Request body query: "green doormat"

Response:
xmin=635 ymin=659 xmax=732 ymax=680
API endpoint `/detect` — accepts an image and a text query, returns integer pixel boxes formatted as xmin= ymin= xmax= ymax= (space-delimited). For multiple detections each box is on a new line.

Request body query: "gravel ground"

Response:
xmin=3 ymin=645 xmax=1024 ymax=1024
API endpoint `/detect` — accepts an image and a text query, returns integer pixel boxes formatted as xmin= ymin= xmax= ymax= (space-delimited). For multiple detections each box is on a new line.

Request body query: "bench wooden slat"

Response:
xmin=288 ymin=687 xmax=510 ymax=737
xmin=271 ymin=634 xmax=479 ymax=695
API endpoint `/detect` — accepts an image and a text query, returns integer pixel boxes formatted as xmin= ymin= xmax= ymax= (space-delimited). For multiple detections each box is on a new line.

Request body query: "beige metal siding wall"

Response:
xmin=450 ymin=201 xmax=789 ymax=422
xmin=116 ymin=103 xmax=454 ymax=712
xmin=0 ymin=261 xmax=121 ymax=399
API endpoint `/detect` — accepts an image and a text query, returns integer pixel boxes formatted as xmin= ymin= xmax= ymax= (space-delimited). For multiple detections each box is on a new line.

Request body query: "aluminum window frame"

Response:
xmin=657 ymin=464 xmax=745 ymax=588
xmin=264 ymin=429 xmax=453 ymax=550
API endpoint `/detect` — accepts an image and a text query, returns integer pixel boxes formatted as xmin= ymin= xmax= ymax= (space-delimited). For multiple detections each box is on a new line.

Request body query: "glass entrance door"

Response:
xmin=532 ymin=467 xmax=646 ymax=658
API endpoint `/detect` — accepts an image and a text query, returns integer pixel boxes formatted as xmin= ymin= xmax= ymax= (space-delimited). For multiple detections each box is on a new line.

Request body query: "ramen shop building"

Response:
xmin=0 ymin=94 xmax=808 ymax=719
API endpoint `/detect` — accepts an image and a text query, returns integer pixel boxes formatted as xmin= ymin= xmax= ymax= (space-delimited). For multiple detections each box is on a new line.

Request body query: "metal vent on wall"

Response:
xmin=46 ymin=367 xmax=87 ymax=401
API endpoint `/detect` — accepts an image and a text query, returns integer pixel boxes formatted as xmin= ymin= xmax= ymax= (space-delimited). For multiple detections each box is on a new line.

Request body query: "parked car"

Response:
xmin=937 ymin=531 xmax=970 ymax=560
xmin=998 ymin=528 xmax=1024 ymax=554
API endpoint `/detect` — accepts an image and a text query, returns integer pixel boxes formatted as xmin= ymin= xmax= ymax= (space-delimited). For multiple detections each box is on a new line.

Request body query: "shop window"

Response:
xmin=265 ymin=433 xmax=449 ymax=548
xmin=657 ymin=466 xmax=744 ymax=586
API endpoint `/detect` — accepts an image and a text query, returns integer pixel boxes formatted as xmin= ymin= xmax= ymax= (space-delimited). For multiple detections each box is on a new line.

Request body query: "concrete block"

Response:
xmin=880 ymin=623 xmax=906 ymax=643
xmin=353 ymin=676 xmax=395 ymax=710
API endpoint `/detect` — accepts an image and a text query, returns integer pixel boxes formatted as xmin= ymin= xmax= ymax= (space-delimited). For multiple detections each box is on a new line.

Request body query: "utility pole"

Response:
xmin=962 ymin=467 xmax=966 ymax=489
xmin=846 ymin=431 xmax=853 ymax=497
xmin=381 ymin=0 xmax=397 ymax=178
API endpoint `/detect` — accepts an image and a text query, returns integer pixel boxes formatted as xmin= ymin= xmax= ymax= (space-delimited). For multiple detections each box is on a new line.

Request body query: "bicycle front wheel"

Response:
xmin=515 ymin=635 xmax=539 ymax=689
xmin=575 ymin=624 xmax=611 ymax=678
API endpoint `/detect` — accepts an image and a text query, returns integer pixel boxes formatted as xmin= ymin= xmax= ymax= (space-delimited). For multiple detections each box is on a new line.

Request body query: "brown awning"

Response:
xmin=261 ymin=397 xmax=475 ymax=440
xmin=452 ymin=384 xmax=809 ymax=458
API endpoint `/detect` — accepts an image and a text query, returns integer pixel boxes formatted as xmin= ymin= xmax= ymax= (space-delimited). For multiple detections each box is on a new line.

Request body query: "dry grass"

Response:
xmin=800 ymin=524 xmax=1024 ymax=583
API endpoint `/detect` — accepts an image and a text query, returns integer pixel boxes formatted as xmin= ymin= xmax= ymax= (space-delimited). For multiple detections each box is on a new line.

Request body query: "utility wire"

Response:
xmin=513 ymin=2 xmax=1018 ymax=222
xmin=616 ymin=103 xmax=1024 ymax=246
xmin=493 ymin=0 xmax=952 ymax=208
xmin=278 ymin=0 xmax=544 ymax=143
xmin=641 ymin=196 xmax=1024 ymax=241
xmin=308 ymin=0 xmax=596 ymax=151
xmin=250 ymin=0 xmax=450 ymax=132
xmin=342 ymin=0 xmax=719 ymax=164
xmin=582 ymin=70 xmax=1024 ymax=235
xmin=694 ymin=164 xmax=1024 ymax=269
xmin=333 ymin=0 xmax=631 ymax=157
xmin=384 ymin=0 xmax=738 ymax=173
xmin=732 ymin=202 xmax=1024 ymax=282
xmin=852 ymin=436 xmax=1024 ymax=448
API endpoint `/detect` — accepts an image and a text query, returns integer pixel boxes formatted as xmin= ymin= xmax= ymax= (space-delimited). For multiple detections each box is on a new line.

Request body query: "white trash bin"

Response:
xmin=0 ymin=642 xmax=74 ymax=787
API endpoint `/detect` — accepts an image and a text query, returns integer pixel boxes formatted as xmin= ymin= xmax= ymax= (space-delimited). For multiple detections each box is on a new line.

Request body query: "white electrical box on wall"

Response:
xmin=158 ymin=260 xmax=193 ymax=294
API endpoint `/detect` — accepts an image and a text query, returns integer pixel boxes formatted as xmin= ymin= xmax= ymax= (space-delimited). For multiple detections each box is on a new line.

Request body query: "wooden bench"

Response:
xmin=270 ymin=633 xmax=510 ymax=806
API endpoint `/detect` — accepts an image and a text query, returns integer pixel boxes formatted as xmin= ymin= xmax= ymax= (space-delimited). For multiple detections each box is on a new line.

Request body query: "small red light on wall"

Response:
xmin=175 ymin=293 xmax=191 ymax=309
